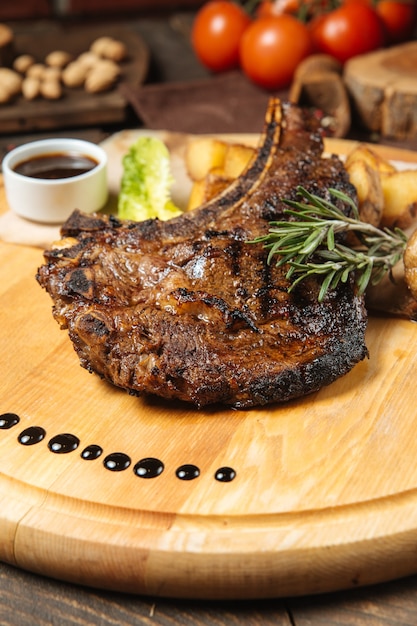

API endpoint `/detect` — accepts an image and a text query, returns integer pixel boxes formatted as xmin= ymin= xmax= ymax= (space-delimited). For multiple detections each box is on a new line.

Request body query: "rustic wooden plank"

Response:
xmin=67 ymin=0 xmax=203 ymax=15
xmin=289 ymin=576 xmax=417 ymax=625
xmin=0 ymin=561 xmax=292 ymax=626
xmin=0 ymin=0 xmax=50 ymax=21
xmin=3 ymin=555 xmax=417 ymax=626
xmin=0 ymin=23 xmax=149 ymax=134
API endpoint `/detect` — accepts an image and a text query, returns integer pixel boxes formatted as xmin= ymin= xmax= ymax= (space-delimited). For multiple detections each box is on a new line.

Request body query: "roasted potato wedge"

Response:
xmin=187 ymin=179 xmax=207 ymax=212
xmin=185 ymin=137 xmax=255 ymax=182
xmin=187 ymin=168 xmax=234 ymax=211
xmin=185 ymin=138 xmax=228 ymax=181
xmin=221 ymin=143 xmax=255 ymax=178
xmin=380 ymin=170 xmax=417 ymax=230
xmin=345 ymin=144 xmax=417 ymax=230
xmin=345 ymin=158 xmax=384 ymax=226
xmin=345 ymin=144 xmax=396 ymax=175
xmin=185 ymin=137 xmax=256 ymax=210
xmin=404 ymin=227 xmax=417 ymax=300
xmin=186 ymin=137 xmax=417 ymax=234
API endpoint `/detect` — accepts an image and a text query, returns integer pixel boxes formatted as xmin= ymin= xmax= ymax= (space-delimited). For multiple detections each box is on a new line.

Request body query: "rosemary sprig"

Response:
xmin=252 ymin=186 xmax=407 ymax=302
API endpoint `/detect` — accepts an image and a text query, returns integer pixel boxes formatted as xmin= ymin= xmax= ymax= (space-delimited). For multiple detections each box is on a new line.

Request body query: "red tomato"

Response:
xmin=374 ymin=1 xmax=417 ymax=43
xmin=256 ymin=0 xmax=326 ymax=18
xmin=191 ymin=1 xmax=251 ymax=73
xmin=239 ymin=15 xmax=313 ymax=90
xmin=309 ymin=3 xmax=385 ymax=63
xmin=256 ymin=0 xmax=299 ymax=17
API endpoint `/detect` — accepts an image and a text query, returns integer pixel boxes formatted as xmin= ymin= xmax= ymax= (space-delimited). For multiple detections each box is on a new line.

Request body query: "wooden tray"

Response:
xmin=0 ymin=23 xmax=149 ymax=134
xmin=1 ymin=136 xmax=417 ymax=600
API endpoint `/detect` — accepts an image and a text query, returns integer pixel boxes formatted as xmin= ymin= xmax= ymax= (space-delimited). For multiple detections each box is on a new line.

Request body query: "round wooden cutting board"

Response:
xmin=1 ymin=137 xmax=417 ymax=600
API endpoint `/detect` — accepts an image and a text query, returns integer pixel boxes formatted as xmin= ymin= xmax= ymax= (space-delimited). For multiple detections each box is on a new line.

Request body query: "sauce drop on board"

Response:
xmin=134 ymin=457 xmax=164 ymax=478
xmin=18 ymin=426 xmax=46 ymax=445
xmin=215 ymin=467 xmax=236 ymax=482
xmin=81 ymin=444 xmax=103 ymax=460
xmin=103 ymin=452 xmax=131 ymax=472
xmin=0 ymin=413 xmax=238 ymax=483
xmin=0 ymin=412 xmax=20 ymax=429
xmin=48 ymin=433 xmax=80 ymax=453
xmin=176 ymin=464 xmax=200 ymax=481
xmin=13 ymin=151 xmax=98 ymax=180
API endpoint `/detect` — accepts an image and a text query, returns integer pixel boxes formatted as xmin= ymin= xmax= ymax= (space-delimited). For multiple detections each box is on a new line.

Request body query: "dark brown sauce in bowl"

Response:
xmin=13 ymin=151 xmax=99 ymax=180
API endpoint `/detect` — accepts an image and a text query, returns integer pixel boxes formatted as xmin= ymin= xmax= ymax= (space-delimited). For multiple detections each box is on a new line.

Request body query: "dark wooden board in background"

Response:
xmin=0 ymin=23 xmax=149 ymax=134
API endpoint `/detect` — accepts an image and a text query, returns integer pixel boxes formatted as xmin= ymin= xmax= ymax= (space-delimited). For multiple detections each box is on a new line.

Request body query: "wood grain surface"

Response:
xmin=3 ymin=554 xmax=417 ymax=626
xmin=1 ymin=137 xmax=417 ymax=601
xmin=345 ymin=41 xmax=417 ymax=140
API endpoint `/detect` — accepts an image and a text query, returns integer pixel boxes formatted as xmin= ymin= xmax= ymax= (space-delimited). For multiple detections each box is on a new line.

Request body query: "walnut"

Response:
xmin=0 ymin=68 xmax=22 ymax=96
xmin=40 ymin=79 xmax=62 ymax=100
xmin=77 ymin=51 xmax=100 ymax=69
xmin=45 ymin=50 xmax=73 ymax=68
xmin=13 ymin=54 xmax=35 ymax=74
xmin=84 ymin=69 xmax=117 ymax=93
xmin=90 ymin=36 xmax=127 ymax=62
xmin=22 ymin=76 xmax=41 ymax=100
xmin=26 ymin=63 xmax=47 ymax=79
xmin=0 ymin=83 xmax=12 ymax=104
xmin=62 ymin=61 xmax=88 ymax=88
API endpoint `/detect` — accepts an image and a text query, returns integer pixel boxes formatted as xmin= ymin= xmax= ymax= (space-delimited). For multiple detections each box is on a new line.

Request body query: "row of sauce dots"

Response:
xmin=0 ymin=413 xmax=236 ymax=482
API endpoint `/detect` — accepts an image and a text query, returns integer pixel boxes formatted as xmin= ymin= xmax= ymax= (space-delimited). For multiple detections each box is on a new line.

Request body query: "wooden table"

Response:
xmin=2 ymin=558 xmax=417 ymax=625
xmin=2 ymin=12 xmax=417 ymax=626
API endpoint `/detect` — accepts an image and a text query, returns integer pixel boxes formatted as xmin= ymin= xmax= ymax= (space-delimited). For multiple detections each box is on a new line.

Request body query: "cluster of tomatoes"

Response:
xmin=191 ymin=0 xmax=417 ymax=90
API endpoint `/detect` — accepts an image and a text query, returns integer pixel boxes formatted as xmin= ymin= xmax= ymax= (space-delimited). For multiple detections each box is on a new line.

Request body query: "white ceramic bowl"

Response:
xmin=2 ymin=138 xmax=108 ymax=224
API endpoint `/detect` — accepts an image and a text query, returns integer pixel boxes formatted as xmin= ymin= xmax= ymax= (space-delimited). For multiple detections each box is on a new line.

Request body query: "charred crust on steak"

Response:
xmin=36 ymin=98 xmax=368 ymax=409
xmin=64 ymin=268 xmax=95 ymax=299
xmin=76 ymin=312 xmax=111 ymax=338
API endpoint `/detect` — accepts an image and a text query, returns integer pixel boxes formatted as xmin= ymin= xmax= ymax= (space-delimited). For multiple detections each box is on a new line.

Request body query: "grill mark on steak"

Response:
xmin=36 ymin=99 xmax=368 ymax=409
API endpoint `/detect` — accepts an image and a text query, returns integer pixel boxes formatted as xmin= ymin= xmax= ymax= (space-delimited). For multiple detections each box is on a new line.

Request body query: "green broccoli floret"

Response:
xmin=118 ymin=136 xmax=182 ymax=221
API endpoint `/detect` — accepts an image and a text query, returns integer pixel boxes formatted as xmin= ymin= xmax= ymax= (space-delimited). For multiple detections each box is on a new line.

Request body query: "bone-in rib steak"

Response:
xmin=37 ymin=99 xmax=368 ymax=408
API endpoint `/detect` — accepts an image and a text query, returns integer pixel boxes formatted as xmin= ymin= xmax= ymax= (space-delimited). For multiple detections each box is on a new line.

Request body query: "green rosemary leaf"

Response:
xmin=249 ymin=186 xmax=408 ymax=302
xmin=319 ymin=271 xmax=337 ymax=301
xmin=327 ymin=187 xmax=360 ymax=218
xmin=341 ymin=266 xmax=351 ymax=283
xmin=371 ymin=265 xmax=389 ymax=285
xmin=299 ymin=229 xmax=327 ymax=255
xmin=327 ymin=224 xmax=335 ymax=251
xmin=357 ymin=260 xmax=374 ymax=295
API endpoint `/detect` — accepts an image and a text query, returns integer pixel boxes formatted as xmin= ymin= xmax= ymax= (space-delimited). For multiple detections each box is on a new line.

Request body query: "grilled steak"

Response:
xmin=37 ymin=99 xmax=368 ymax=409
